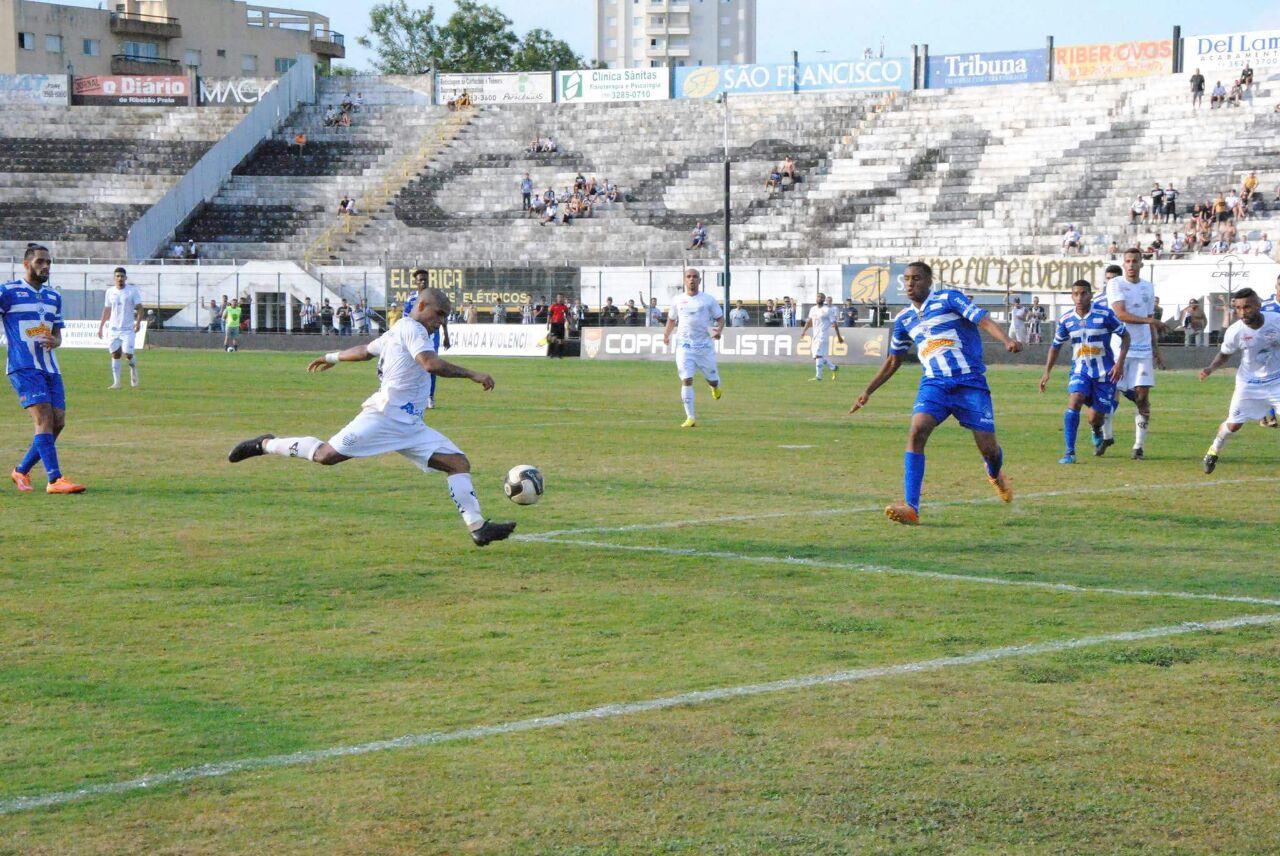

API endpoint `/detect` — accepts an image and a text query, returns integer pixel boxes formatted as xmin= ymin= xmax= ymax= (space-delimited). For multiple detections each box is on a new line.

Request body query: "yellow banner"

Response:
xmin=1054 ymin=39 xmax=1172 ymax=81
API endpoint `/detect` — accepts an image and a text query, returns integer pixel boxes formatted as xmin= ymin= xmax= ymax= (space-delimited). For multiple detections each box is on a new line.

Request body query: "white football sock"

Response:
xmin=447 ymin=473 xmax=485 ymax=528
xmin=1134 ymin=414 xmax=1148 ymax=449
xmin=127 ymin=354 xmax=137 ymax=367
xmin=1102 ymin=412 xmax=1115 ymax=441
xmin=1209 ymin=424 xmax=1232 ymax=455
xmin=814 ymin=359 xmax=823 ymax=379
xmin=111 ymin=358 xmax=121 ymax=383
xmin=681 ymin=386 xmax=695 ymax=419
xmin=264 ymin=436 xmax=322 ymax=461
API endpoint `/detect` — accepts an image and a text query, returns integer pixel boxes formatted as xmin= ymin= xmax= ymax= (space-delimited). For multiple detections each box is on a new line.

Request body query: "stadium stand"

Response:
xmin=0 ymin=104 xmax=251 ymax=260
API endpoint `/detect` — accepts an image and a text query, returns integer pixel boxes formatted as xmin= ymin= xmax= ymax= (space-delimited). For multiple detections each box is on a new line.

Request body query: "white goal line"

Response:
xmin=3 ymin=612 xmax=1276 ymax=816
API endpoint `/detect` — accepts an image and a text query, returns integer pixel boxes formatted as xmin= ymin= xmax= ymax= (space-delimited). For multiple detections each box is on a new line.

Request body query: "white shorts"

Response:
xmin=811 ymin=336 xmax=831 ymax=359
xmin=676 ymin=344 xmax=719 ymax=382
xmin=328 ymin=409 xmax=463 ymax=473
xmin=1226 ymin=382 xmax=1280 ymax=424
xmin=107 ymin=330 xmax=136 ymax=354
xmin=1119 ymin=355 xmax=1155 ymax=390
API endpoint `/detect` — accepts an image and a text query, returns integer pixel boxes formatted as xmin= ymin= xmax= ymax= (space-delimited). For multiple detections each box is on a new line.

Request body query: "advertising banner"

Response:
xmin=557 ymin=68 xmax=669 ymax=103
xmin=197 ymin=77 xmax=277 ymax=106
xmin=843 ymin=263 xmax=909 ymax=303
xmin=579 ymin=326 xmax=890 ymax=364
xmin=435 ymin=72 xmax=553 ymax=105
xmin=72 ymin=75 xmax=190 ymax=106
xmin=918 ymin=256 xmax=1107 ymax=292
xmin=1053 ymin=39 xmax=1172 ymax=80
xmin=927 ymin=49 xmax=1048 ymax=88
xmin=432 ymin=323 xmax=549 ymax=357
xmin=0 ymin=74 xmax=69 ymax=105
xmin=384 ymin=265 xmax=581 ymax=314
xmin=1185 ymin=29 xmax=1280 ymax=71
xmin=675 ymin=58 xmax=908 ymax=99
xmin=0 ymin=320 xmax=148 ymax=351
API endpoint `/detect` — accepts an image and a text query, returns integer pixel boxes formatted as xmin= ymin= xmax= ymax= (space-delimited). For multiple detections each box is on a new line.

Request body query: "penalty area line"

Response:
xmin=2 ymin=612 xmax=1278 ymax=815
xmin=516 ymin=476 xmax=1280 ymax=540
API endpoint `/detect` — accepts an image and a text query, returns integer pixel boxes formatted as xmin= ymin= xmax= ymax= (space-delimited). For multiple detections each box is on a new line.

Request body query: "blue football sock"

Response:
xmin=16 ymin=441 xmax=40 ymax=475
xmin=983 ymin=446 xmax=1003 ymax=479
xmin=904 ymin=451 xmax=925 ymax=511
xmin=1063 ymin=410 xmax=1081 ymax=455
xmin=33 ymin=433 xmax=60 ymax=481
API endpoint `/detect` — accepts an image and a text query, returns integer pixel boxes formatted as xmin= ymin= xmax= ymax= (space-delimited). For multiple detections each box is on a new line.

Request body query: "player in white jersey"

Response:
xmin=799 ymin=292 xmax=844 ymax=380
xmin=1259 ymin=273 xmax=1280 ymax=427
xmin=1199 ymin=288 xmax=1280 ymax=473
xmin=1105 ymin=248 xmax=1166 ymax=459
xmin=663 ymin=269 xmax=724 ymax=428
xmin=226 ymin=288 xmax=516 ymax=547
xmin=97 ymin=267 xmax=143 ymax=389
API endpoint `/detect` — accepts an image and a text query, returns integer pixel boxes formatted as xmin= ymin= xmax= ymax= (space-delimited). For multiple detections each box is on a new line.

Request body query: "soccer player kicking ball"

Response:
xmin=227 ymin=288 xmax=516 ymax=547
xmin=2 ymin=244 xmax=86 ymax=494
xmin=848 ymin=261 xmax=1020 ymax=525
xmin=663 ymin=268 xmax=724 ymax=428
xmin=1199 ymin=288 xmax=1280 ymax=474
xmin=800 ymin=292 xmax=844 ymax=381
xmin=1039 ymin=280 xmax=1130 ymax=463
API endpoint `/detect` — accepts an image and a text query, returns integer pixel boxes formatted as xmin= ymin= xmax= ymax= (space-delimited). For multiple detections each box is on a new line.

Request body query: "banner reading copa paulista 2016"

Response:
xmin=1185 ymin=29 xmax=1280 ymax=71
xmin=927 ymin=49 xmax=1048 ymax=88
xmin=675 ymin=58 xmax=909 ymax=100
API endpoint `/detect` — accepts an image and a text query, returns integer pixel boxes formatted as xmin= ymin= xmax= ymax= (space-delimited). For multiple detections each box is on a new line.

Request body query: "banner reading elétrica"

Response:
xmin=927 ymin=49 xmax=1047 ymax=88
xmin=1053 ymin=39 xmax=1172 ymax=81
xmin=1184 ymin=29 xmax=1280 ymax=71
xmin=0 ymin=74 xmax=69 ymax=105
xmin=384 ymin=265 xmax=581 ymax=314
xmin=72 ymin=75 xmax=190 ymax=106
xmin=675 ymin=58 xmax=908 ymax=99
xmin=557 ymin=68 xmax=669 ymax=103
xmin=435 ymin=72 xmax=553 ymax=105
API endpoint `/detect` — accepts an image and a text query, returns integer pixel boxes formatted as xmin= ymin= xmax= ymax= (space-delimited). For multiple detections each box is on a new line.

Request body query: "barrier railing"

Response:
xmin=125 ymin=54 xmax=316 ymax=263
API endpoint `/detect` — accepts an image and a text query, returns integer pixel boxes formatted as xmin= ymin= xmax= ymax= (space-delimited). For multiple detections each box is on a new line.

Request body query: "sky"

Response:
xmin=57 ymin=0 xmax=1280 ymax=71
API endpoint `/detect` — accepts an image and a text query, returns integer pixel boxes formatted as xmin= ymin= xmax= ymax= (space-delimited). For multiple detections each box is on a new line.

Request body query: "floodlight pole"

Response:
xmin=720 ymin=91 xmax=731 ymax=314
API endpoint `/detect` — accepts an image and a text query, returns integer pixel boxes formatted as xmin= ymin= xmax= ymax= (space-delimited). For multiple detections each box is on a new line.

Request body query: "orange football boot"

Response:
xmin=10 ymin=470 xmax=33 ymax=492
xmin=46 ymin=477 xmax=86 ymax=495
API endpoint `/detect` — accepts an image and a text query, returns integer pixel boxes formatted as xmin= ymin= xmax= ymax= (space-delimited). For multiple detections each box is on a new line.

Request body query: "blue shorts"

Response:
xmin=914 ymin=376 xmax=995 ymax=432
xmin=9 ymin=368 xmax=66 ymax=410
xmin=1067 ymin=374 xmax=1117 ymax=415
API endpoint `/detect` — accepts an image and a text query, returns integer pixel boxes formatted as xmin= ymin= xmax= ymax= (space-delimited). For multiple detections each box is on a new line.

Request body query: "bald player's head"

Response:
xmin=410 ymin=288 xmax=451 ymax=330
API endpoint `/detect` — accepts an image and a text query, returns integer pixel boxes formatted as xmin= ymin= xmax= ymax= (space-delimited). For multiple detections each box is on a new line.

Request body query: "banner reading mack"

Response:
xmin=385 ymin=266 xmax=581 ymax=314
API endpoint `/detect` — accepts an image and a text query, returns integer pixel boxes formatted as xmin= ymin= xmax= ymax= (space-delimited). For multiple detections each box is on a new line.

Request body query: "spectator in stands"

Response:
xmin=186 ymin=239 xmax=198 ymax=260
xmin=1220 ymin=218 xmax=1238 ymax=246
xmin=318 ymin=299 xmax=334 ymax=335
xmin=337 ymin=196 xmax=352 ymax=218
xmin=1061 ymin=224 xmax=1082 ymax=256
xmin=765 ymin=165 xmax=782 ymax=190
xmin=729 ymin=300 xmax=749 ymax=327
xmin=1163 ymin=183 xmax=1179 ymax=222
xmin=540 ymin=198 xmax=559 ymax=225
xmin=1190 ymin=68 xmax=1205 ymax=108
xmin=574 ymin=172 xmax=586 ymax=193
xmin=291 ymin=131 xmax=306 ymax=156
xmin=1242 ymin=171 xmax=1259 ymax=208
xmin=338 ymin=112 xmax=352 ymax=129
xmin=1210 ymin=81 xmax=1227 ymax=108
xmin=1152 ymin=297 xmax=1164 ymax=333
xmin=520 ymin=173 xmax=533 ymax=210
xmin=1180 ymin=299 xmax=1207 ymax=346
xmin=1008 ymin=297 xmax=1028 ymax=345
xmin=494 ymin=300 xmax=507 ymax=324
xmin=354 ymin=92 xmax=364 ymax=112
xmin=1210 ymin=234 xmax=1230 ymax=254
xmin=1029 ymin=297 xmax=1047 ymax=344
xmin=1107 ymin=238 xmax=1121 ymax=258
xmin=1257 ymin=233 xmax=1274 ymax=256
xmin=323 ymin=105 xmax=338 ymax=126
xmin=645 ymin=297 xmax=663 ymax=327
xmin=300 ymin=297 xmax=318 ymax=333
xmin=1241 ymin=64 xmax=1254 ymax=92
xmin=781 ymin=156 xmax=798 ymax=182
xmin=1227 ymin=79 xmax=1244 ymax=107
xmin=208 ymin=298 xmax=221 ymax=332
xmin=600 ymin=297 xmax=620 ymax=326
xmin=335 ymin=299 xmax=353 ymax=336
xmin=521 ymin=299 xmax=534 ymax=324
xmin=781 ymin=296 xmax=797 ymax=327
xmin=570 ymin=299 xmax=587 ymax=333
xmin=1199 ymin=219 xmax=1215 ymax=251
xmin=605 ymin=179 xmax=619 ymax=203
xmin=623 ymin=299 xmax=639 ymax=326
xmin=464 ymin=301 xmax=479 ymax=324
xmin=341 ymin=93 xmax=354 ymax=113
xmin=763 ymin=299 xmax=780 ymax=326
xmin=586 ymin=176 xmax=599 ymax=199
xmin=1129 ymin=195 xmax=1149 ymax=226
xmin=842 ymin=298 xmax=859 ymax=327
xmin=688 ymin=222 xmax=708 ymax=250
xmin=1213 ymin=191 xmax=1230 ymax=222
xmin=1145 ymin=232 xmax=1164 ymax=259
xmin=1170 ymin=231 xmax=1188 ymax=258
xmin=354 ymin=301 xmax=371 ymax=335
xmin=527 ymin=195 xmax=545 ymax=219
xmin=1227 ymin=188 xmax=1244 ymax=221
xmin=1150 ymin=184 xmax=1165 ymax=221
xmin=344 ymin=197 xmax=357 ymax=216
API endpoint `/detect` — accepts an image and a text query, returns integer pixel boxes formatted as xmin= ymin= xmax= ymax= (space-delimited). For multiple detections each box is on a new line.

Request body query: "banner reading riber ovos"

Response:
xmin=1053 ymin=39 xmax=1172 ymax=81
xmin=436 ymin=72 xmax=552 ymax=105
xmin=676 ymin=58 xmax=908 ymax=100
xmin=558 ymin=68 xmax=669 ymax=103
xmin=927 ymin=49 xmax=1047 ymax=88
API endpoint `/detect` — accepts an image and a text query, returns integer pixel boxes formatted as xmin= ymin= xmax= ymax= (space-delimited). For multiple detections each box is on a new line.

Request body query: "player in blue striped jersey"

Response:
xmin=1039 ymin=280 xmax=1130 ymax=463
xmin=1 ymin=244 xmax=85 ymax=494
xmin=1261 ymin=273 xmax=1279 ymax=427
xmin=849 ymin=261 xmax=1021 ymax=524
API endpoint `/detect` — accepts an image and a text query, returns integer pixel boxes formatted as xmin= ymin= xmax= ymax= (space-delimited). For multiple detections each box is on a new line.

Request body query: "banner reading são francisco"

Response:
xmin=675 ymin=58 xmax=908 ymax=100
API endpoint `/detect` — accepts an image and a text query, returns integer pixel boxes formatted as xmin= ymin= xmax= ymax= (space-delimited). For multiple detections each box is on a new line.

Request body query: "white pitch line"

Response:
xmin=535 ymin=537 xmax=1280 ymax=608
xmin=517 ymin=476 xmax=1280 ymax=540
xmin=3 ymin=612 xmax=1277 ymax=816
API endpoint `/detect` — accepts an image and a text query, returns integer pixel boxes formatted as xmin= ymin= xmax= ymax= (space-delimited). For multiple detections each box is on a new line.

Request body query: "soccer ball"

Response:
xmin=504 ymin=465 xmax=544 ymax=505
xmin=226 ymin=345 xmax=237 ymax=353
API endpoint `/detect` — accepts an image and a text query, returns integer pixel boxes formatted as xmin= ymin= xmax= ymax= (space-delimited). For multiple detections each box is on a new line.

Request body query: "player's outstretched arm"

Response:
xmin=308 ymin=344 xmax=373 ymax=373
xmin=849 ymin=353 xmax=903 ymax=414
xmin=1199 ymin=351 xmax=1231 ymax=381
xmin=1039 ymin=345 xmax=1061 ymax=393
xmin=710 ymin=313 xmax=725 ymax=340
xmin=978 ymin=315 xmax=1021 ymax=352
xmin=418 ymin=352 xmax=495 ymax=390
xmin=98 ymin=305 xmax=110 ymax=338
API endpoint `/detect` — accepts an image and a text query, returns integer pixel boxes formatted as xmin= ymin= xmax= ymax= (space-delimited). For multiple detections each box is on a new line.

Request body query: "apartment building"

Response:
xmin=596 ymin=0 xmax=756 ymax=69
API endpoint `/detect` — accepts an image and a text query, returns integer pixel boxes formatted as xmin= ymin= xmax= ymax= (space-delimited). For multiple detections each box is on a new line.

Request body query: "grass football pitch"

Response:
xmin=2 ymin=348 xmax=1279 ymax=854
